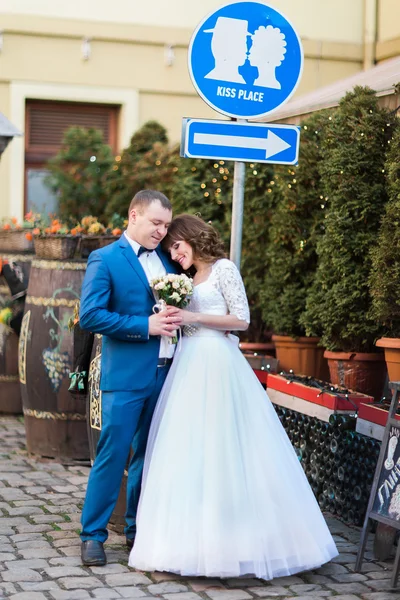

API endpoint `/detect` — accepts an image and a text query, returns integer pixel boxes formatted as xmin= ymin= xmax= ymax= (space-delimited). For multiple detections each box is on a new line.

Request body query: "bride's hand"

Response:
xmin=166 ymin=306 xmax=195 ymax=325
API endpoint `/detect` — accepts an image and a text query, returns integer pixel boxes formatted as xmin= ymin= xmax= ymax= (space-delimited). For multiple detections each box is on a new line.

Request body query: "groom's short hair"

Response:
xmin=129 ymin=190 xmax=172 ymax=214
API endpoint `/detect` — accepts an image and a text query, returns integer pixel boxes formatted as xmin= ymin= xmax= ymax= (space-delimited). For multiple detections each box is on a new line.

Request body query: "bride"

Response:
xmin=129 ymin=214 xmax=338 ymax=580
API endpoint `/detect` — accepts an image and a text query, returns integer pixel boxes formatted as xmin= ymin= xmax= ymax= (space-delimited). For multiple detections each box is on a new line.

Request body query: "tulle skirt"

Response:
xmin=129 ymin=330 xmax=338 ymax=579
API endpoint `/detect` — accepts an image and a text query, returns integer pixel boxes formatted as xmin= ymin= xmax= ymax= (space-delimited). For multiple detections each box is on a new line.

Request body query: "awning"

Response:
xmin=266 ymin=56 xmax=400 ymax=123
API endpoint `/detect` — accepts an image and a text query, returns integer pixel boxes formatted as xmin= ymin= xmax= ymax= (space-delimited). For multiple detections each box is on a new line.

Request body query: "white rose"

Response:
xmin=156 ymin=281 xmax=166 ymax=290
xmin=170 ymin=292 xmax=181 ymax=301
xmin=172 ymin=281 xmax=180 ymax=289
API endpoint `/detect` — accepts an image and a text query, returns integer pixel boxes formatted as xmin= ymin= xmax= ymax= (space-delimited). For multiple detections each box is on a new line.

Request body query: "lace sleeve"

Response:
xmin=214 ymin=259 xmax=250 ymax=323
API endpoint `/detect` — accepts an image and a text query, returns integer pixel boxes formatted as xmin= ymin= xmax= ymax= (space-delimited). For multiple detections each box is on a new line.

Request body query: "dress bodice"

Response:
xmin=184 ymin=259 xmax=250 ymax=337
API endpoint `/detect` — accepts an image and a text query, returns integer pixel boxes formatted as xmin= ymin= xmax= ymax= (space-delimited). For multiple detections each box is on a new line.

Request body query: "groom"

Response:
xmin=79 ymin=190 xmax=181 ymax=566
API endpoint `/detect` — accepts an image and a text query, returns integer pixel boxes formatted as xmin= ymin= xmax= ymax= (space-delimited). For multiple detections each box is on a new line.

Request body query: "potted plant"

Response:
xmin=239 ymin=162 xmax=280 ymax=355
xmin=261 ymin=112 xmax=329 ymax=379
xmin=369 ymin=121 xmax=400 ymax=382
xmin=77 ymin=216 xmax=118 ymax=258
xmin=26 ymin=214 xmax=80 ymax=260
xmin=0 ymin=214 xmax=34 ymax=253
xmin=302 ymin=86 xmax=397 ymax=399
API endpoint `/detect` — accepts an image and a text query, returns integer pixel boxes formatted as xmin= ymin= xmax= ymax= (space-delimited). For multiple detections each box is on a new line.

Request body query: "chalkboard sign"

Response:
xmin=356 ymin=382 xmax=400 ymax=589
xmin=372 ymin=423 xmax=400 ymax=520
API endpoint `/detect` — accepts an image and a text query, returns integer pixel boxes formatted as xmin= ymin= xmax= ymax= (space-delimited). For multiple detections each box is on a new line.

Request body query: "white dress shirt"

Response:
xmin=124 ymin=232 xmax=175 ymax=359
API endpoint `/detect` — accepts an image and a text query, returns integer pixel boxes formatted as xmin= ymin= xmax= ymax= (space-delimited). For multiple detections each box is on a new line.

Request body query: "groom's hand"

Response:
xmin=149 ymin=309 xmax=182 ymax=337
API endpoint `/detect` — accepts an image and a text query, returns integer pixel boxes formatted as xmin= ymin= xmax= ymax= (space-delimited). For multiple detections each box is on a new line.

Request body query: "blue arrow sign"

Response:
xmin=182 ymin=119 xmax=300 ymax=165
xmin=188 ymin=1 xmax=303 ymax=119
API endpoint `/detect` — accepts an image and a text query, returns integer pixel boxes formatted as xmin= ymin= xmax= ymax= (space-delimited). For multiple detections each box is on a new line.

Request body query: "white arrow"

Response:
xmin=193 ymin=129 xmax=291 ymax=159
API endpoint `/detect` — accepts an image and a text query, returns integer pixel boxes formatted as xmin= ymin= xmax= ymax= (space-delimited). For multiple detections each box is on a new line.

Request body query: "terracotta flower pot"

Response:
xmin=375 ymin=337 xmax=400 ymax=384
xmin=239 ymin=342 xmax=275 ymax=357
xmin=272 ymin=335 xmax=329 ymax=380
xmin=324 ymin=350 xmax=386 ymax=401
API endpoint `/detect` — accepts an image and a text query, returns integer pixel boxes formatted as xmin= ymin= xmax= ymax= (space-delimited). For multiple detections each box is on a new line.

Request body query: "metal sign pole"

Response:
xmin=230 ymin=160 xmax=246 ymax=270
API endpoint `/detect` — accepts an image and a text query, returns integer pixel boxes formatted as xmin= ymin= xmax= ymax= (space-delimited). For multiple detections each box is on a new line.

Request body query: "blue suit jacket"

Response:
xmin=79 ymin=234 xmax=179 ymax=392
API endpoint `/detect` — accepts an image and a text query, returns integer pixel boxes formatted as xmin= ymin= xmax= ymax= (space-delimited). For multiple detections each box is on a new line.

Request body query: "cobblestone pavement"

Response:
xmin=0 ymin=417 xmax=398 ymax=600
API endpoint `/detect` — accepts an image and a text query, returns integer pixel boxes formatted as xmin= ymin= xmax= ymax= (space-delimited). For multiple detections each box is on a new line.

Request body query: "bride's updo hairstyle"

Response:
xmin=163 ymin=214 xmax=226 ymax=263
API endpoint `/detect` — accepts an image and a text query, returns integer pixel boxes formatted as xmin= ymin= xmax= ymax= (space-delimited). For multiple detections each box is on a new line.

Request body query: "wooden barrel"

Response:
xmin=87 ymin=334 xmax=127 ymax=533
xmin=0 ymin=253 xmax=33 ymax=414
xmin=0 ymin=324 xmax=20 ymax=413
xmin=20 ymin=258 xmax=89 ymax=462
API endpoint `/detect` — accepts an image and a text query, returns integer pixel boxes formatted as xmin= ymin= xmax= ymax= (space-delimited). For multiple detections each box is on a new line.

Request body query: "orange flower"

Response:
xmin=70 ymin=228 xmax=78 ymax=236
xmin=25 ymin=211 xmax=33 ymax=220
xmin=44 ymin=227 xmax=52 ymax=234
xmin=25 ymin=232 xmax=33 ymax=241
xmin=33 ymin=227 xmax=40 ymax=235
xmin=11 ymin=217 xmax=18 ymax=225
xmin=52 ymin=219 xmax=59 ymax=226
xmin=2 ymin=223 xmax=11 ymax=230
xmin=112 ymin=228 xmax=122 ymax=236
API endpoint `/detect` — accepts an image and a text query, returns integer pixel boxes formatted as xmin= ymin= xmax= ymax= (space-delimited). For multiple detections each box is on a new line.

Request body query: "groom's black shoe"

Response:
xmin=81 ymin=540 xmax=107 ymax=566
xmin=126 ymin=535 xmax=135 ymax=550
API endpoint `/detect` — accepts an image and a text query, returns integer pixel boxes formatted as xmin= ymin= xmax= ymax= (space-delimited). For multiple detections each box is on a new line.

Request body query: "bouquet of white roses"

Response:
xmin=151 ymin=274 xmax=194 ymax=343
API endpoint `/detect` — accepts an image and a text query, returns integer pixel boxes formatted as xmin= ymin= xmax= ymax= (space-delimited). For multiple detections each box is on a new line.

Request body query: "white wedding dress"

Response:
xmin=129 ymin=259 xmax=338 ymax=579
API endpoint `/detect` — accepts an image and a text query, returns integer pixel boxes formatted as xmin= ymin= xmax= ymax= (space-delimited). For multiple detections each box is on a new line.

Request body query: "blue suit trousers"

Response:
xmin=80 ymin=364 xmax=169 ymax=543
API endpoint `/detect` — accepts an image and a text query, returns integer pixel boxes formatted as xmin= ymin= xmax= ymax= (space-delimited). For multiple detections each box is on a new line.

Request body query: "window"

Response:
xmin=25 ymin=100 xmax=119 ymax=214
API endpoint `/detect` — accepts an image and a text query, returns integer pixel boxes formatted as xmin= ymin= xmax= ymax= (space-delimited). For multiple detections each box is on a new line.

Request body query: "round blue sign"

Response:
xmin=188 ymin=1 xmax=303 ymax=120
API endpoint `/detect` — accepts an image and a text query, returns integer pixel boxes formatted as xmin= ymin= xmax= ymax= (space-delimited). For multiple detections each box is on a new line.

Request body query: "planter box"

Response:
xmin=357 ymin=402 xmax=400 ymax=441
xmin=266 ymin=373 xmax=374 ymax=422
xmin=242 ymin=353 xmax=278 ymax=372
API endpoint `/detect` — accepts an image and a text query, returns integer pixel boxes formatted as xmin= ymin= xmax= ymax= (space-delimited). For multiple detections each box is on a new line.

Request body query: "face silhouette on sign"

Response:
xmin=188 ymin=1 xmax=303 ymax=119
xmin=204 ymin=17 xmax=250 ymax=84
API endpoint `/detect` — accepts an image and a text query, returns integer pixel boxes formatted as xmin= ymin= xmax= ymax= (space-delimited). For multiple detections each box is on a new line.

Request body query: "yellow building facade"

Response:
xmin=0 ymin=0 xmax=398 ymax=218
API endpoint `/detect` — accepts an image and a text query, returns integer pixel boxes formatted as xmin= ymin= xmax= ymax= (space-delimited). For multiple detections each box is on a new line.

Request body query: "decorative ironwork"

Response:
xmin=18 ymin=310 xmax=31 ymax=384
xmin=32 ymin=259 xmax=86 ymax=271
xmin=23 ymin=407 xmax=86 ymax=421
xmin=26 ymin=296 xmax=78 ymax=308
xmin=89 ymin=344 xmax=102 ymax=431
xmin=0 ymin=375 xmax=18 ymax=382
xmin=0 ymin=254 xmax=33 ymax=262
